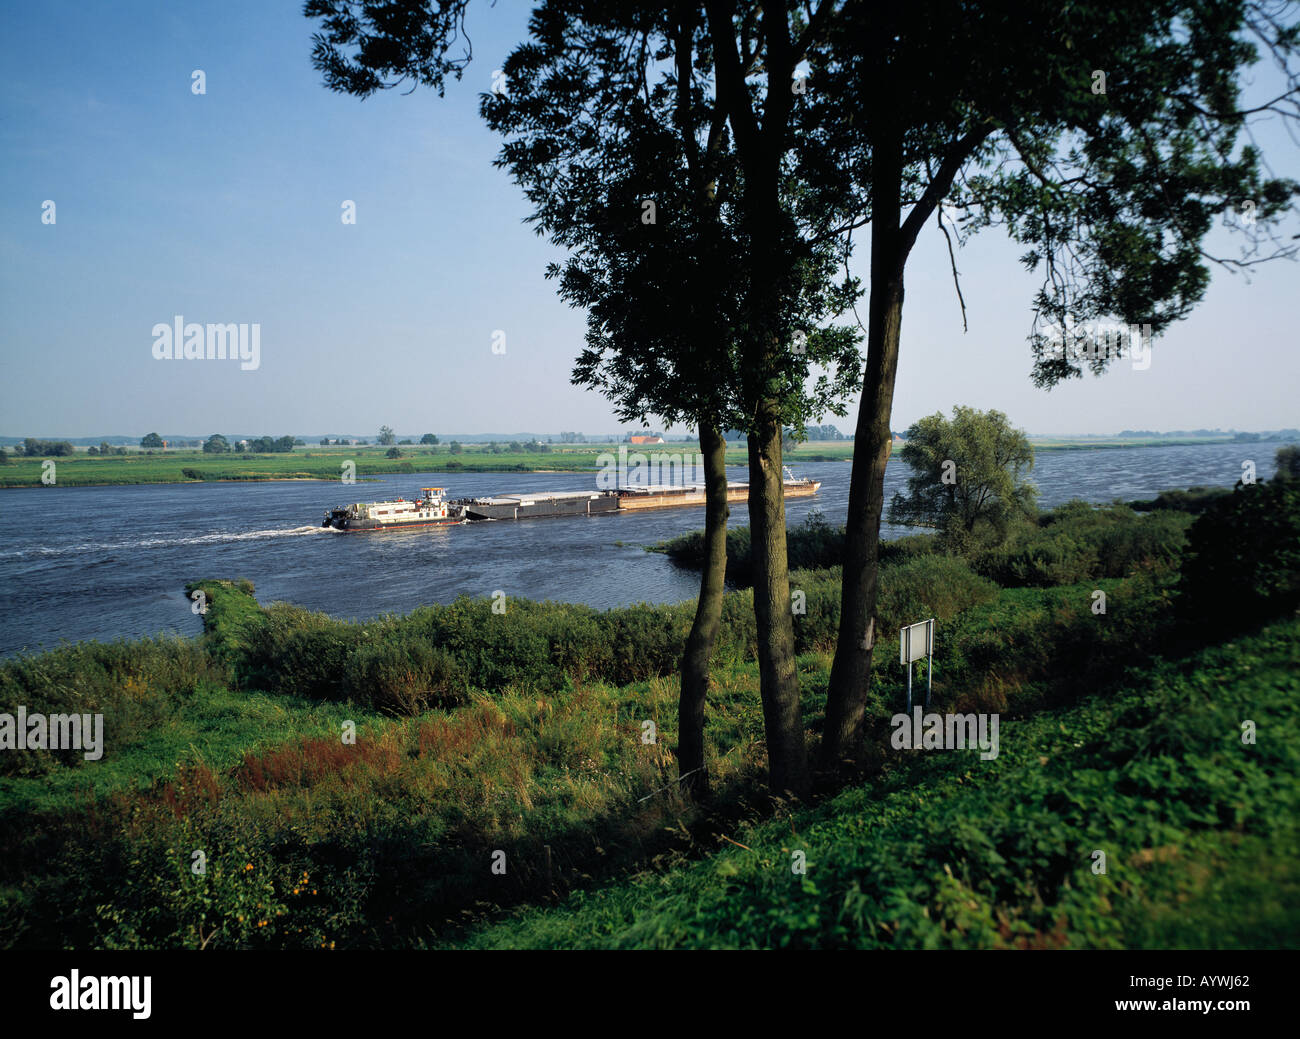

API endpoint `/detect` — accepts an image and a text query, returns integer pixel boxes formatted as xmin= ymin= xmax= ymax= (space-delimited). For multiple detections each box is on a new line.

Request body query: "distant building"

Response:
xmin=628 ymin=434 xmax=665 ymax=445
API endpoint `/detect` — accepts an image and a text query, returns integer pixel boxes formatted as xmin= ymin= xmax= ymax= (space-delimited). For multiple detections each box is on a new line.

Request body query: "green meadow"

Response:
xmin=0 ymin=434 xmax=1228 ymax=489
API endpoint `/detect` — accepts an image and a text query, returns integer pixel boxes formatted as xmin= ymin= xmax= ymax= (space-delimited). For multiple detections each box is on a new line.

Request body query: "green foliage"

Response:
xmin=888 ymin=406 xmax=1037 ymax=545
xmin=657 ymin=513 xmax=940 ymax=584
xmin=1275 ymin=443 xmax=1300 ymax=482
xmin=454 ymin=619 xmax=1300 ymax=949
xmin=972 ymin=503 xmax=1191 ymax=587
xmin=1127 ymin=485 xmax=1232 ymax=514
xmin=20 ymin=438 xmax=75 ymax=457
xmin=1178 ymin=477 xmax=1300 ymax=630
xmin=0 ymin=636 xmax=224 ymax=779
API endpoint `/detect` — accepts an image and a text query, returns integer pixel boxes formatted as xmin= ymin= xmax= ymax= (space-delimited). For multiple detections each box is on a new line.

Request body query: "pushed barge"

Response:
xmin=617 ymin=469 xmax=820 ymax=511
xmin=457 ymin=489 xmax=621 ymax=521
xmin=323 ymin=471 xmax=820 ymax=531
xmin=322 ymin=487 xmax=466 ymax=531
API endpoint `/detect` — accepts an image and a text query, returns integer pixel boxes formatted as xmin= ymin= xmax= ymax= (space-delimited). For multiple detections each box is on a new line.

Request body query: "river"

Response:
xmin=0 ymin=440 xmax=1285 ymax=657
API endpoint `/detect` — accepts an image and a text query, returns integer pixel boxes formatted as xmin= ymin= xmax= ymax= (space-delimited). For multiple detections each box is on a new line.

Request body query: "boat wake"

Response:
xmin=0 ymin=525 xmax=343 ymax=561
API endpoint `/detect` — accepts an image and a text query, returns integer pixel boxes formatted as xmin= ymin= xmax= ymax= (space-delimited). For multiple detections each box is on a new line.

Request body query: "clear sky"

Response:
xmin=1 ymin=0 xmax=1297 ymax=440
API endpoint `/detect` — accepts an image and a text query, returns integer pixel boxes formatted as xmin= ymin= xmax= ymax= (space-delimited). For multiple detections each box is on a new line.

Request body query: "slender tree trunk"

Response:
xmin=677 ymin=420 xmax=729 ymax=800
xmin=748 ymin=401 xmax=808 ymax=799
xmin=821 ymin=129 xmax=907 ymax=769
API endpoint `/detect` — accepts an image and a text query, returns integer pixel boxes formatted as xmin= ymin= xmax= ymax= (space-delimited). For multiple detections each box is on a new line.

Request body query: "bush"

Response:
xmin=972 ymin=504 xmax=1190 ymax=587
xmin=656 ymin=514 xmax=939 ymax=585
xmin=343 ymin=637 xmax=467 ymax=714
xmin=1178 ymin=477 xmax=1300 ymax=631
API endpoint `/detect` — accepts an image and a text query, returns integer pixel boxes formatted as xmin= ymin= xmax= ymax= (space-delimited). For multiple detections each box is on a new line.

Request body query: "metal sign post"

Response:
xmin=900 ymin=618 xmax=935 ymax=712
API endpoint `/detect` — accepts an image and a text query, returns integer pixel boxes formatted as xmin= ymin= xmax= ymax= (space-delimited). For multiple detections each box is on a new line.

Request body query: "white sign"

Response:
xmin=900 ymin=619 xmax=934 ymax=665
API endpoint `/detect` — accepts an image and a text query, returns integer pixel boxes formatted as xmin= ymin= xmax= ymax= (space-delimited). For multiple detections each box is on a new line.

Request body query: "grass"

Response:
xmin=448 ymin=618 xmax=1300 ymax=949
xmin=0 ymin=434 xmax=1239 ymax=488
xmin=0 ymin=443 xmax=626 ymax=488
xmin=1 ymin=493 xmax=1294 ymax=949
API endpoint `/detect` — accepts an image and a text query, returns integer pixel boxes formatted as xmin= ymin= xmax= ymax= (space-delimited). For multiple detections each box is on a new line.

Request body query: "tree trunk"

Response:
xmin=677 ymin=420 xmax=729 ymax=800
xmin=748 ymin=404 xmax=809 ymax=799
xmin=821 ymin=129 xmax=907 ymax=770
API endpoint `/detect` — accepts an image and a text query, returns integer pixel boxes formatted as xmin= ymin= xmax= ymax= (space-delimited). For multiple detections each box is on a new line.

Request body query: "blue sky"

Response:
xmin=1 ymin=0 xmax=1297 ymax=439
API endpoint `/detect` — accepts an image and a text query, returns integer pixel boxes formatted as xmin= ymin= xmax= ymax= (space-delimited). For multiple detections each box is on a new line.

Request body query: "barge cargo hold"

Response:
xmin=458 ymin=489 xmax=621 ymax=521
xmin=617 ymin=473 xmax=820 ymax=511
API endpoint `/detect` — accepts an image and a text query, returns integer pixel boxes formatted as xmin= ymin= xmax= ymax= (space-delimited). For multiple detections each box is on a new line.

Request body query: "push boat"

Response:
xmin=322 ymin=487 xmax=465 ymax=531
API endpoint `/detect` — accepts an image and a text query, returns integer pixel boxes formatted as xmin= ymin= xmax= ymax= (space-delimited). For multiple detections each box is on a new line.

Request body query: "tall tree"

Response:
xmin=816 ymin=0 xmax=1300 ymax=767
xmin=886 ymin=406 xmax=1037 ymax=548
xmin=306 ymin=0 xmax=861 ymax=798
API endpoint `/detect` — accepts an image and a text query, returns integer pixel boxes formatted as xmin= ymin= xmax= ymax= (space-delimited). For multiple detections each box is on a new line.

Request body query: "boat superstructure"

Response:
xmin=322 ymin=487 xmax=464 ymax=531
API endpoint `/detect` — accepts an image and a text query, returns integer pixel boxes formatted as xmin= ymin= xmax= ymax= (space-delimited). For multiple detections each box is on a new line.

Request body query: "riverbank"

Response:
xmin=0 ymin=433 xmax=1260 ymax=488
xmin=3 ymin=481 xmax=1296 ymax=948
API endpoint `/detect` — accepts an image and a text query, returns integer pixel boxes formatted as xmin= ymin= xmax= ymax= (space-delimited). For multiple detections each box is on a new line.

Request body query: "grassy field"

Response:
xmin=0 ymin=434 xmax=1246 ymax=488
xmin=0 ymin=444 xmax=621 ymax=488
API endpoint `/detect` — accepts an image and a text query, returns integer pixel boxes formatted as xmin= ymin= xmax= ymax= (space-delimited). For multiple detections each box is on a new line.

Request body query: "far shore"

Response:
xmin=0 ymin=434 xmax=1271 ymax=489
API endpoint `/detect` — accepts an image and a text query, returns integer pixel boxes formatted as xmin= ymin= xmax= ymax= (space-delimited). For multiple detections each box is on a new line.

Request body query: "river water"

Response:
xmin=0 ymin=441 xmax=1284 ymax=657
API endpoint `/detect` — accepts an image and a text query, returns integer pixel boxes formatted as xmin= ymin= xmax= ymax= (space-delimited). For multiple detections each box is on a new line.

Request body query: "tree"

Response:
xmin=480 ymin=1 xmax=860 ymax=798
xmin=449 ymin=441 xmax=463 ymax=455
xmin=141 ymin=432 xmax=164 ymax=449
xmin=817 ymin=1 xmax=1300 ymax=768
xmin=203 ymin=434 xmax=230 ymax=454
xmin=305 ymin=0 xmax=864 ymax=799
xmin=1275 ymin=443 xmax=1300 ymax=481
xmin=320 ymin=437 xmax=332 ymax=445
xmin=378 ymin=425 xmax=396 ymax=446
xmin=887 ymin=407 xmax=1037 ymax=547
xmin=1179 ymin=476 xmax=1300 ymax=631
xmin=386 ymin=446 xmax=404 ymax=458
xmin=420 ymin=433 xmax=439 ymax=445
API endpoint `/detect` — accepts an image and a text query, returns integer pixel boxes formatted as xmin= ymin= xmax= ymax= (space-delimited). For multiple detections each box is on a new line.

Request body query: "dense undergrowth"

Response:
xmin=1 ymin=485 xmax=1296 ymax=948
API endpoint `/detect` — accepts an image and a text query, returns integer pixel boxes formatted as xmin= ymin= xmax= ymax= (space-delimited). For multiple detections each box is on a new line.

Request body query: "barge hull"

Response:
xmin=617 ymin=480 xmax=821 ymax=511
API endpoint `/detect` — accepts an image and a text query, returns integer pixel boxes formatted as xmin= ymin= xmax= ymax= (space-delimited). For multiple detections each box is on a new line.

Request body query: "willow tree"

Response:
xmin=305 ymin=0 xmax=862 ymax=798
xmin=811 ymin=0 xmax=1300 ymax=767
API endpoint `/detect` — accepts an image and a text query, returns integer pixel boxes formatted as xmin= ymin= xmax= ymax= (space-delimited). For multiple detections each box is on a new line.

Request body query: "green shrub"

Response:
xmin=1178 ymin=477 xmax=1300 ymax=630
xmin=0 ymin=636 xmax=221 ymax=777
xmin=342 ymin=637 xmax=467 ymax=714
xmin=972 ymin=504 xmax=1190 ymax=587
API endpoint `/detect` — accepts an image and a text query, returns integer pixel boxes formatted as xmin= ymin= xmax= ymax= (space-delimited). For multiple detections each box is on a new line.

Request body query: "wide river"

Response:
xmin=0 ymin=441 xmax=1285 ymax=657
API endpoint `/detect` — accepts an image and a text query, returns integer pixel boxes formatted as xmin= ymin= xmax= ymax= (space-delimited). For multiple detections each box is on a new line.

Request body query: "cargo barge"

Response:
xmin=323 ymin=470 xmax=820 ymax=530
xmin=322 ymin=487 xmax=466 ymax=531
xmin=617 ymin=470 xmax=820 ymax=511
xmin=457 ymin=489 xmax=622 ymax=521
